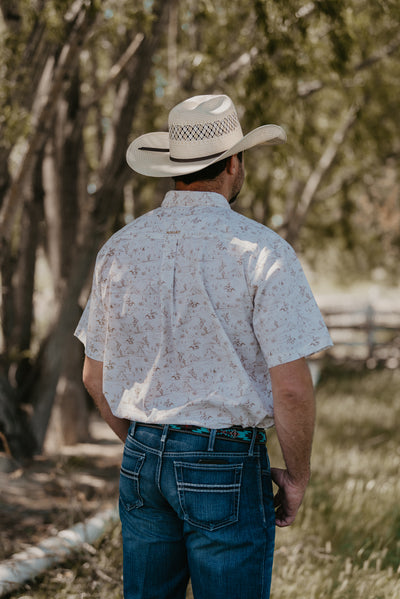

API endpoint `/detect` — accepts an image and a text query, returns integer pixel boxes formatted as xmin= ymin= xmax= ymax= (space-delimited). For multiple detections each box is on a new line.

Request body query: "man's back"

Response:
xmin=77 ymin=190 xmax=330 ymax=429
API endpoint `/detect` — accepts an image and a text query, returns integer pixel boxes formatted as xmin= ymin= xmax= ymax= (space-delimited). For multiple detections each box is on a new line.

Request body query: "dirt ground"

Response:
xmin=0 ymin=417 xmax=123 ymax=562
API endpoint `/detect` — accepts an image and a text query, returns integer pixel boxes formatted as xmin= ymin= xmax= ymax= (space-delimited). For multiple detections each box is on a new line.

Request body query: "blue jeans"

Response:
xmin=119 ymin=423 xmax=275 ymax=599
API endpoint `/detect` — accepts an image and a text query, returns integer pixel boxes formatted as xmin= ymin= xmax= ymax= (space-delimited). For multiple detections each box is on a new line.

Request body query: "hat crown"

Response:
xmin=168 ymin=95 xmax=243 ymax=160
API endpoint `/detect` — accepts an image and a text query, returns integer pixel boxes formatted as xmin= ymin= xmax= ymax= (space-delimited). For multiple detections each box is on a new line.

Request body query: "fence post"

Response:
xmin=366 ymin=304 xmax=375 ymax=358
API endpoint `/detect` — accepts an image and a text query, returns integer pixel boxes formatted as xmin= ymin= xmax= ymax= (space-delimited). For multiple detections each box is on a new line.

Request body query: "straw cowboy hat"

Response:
xmin=126 ymin=94 xmax=287 ymax=178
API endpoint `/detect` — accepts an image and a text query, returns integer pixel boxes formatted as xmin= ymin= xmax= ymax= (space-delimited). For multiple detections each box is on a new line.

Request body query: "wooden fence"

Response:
xmin=321 ymin=305 xmax=400 ymax=366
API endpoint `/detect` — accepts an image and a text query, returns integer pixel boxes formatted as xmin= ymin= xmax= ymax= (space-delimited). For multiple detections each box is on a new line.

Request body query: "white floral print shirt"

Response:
xmin=75 ymin=191 xmax=332 ymax=429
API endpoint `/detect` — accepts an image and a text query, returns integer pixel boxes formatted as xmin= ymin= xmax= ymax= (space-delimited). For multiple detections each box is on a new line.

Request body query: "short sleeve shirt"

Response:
xmin=75 ymin=191 xmax=332 ymax=429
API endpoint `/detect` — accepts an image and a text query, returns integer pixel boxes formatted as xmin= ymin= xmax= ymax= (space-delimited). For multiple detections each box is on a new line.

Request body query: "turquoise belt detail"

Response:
xmin=137 ymin=422 xmax=267 ymax=444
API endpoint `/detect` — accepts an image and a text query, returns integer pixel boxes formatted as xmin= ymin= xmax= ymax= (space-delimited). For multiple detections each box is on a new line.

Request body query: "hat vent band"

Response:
xmin=138 ymin=147 xmax=169 ymax=153
xmin=138 ymin=147 xmax=226 ymax=163
xmin=169 ymin=114 xmax=240 ymax=142
xmin=170 ymin=150 xmax=225 ymax=163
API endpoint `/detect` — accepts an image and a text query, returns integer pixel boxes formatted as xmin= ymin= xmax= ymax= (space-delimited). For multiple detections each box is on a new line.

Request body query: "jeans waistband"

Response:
xmin=134 ymin=422 xmax=267 ymax=445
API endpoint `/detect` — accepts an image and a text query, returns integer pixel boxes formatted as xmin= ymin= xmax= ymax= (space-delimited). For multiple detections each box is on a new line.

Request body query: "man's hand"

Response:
xmin=271 ymin=467 xmax=309 ymax=527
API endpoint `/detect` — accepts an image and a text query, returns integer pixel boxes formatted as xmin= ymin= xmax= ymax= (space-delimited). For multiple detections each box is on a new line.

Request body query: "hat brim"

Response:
xmin=126 ymin=124 xmax=287 ymax=177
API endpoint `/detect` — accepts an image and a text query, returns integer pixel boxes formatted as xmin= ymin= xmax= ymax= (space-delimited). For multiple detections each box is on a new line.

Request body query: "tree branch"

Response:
xmin=96 ymin=0 xmax=175 ymax=191
xmin=355 ymin=31 xmax=400 ymax=71
xmin=81 ymin=32 xmax=145 ymax=110
xmin=285 ymin=104 xmax=360 ymax=246
xmin=297 ymin=31 xmax=400 ymax=99
xmin=0 ymin=1 xmax=95 ymax=255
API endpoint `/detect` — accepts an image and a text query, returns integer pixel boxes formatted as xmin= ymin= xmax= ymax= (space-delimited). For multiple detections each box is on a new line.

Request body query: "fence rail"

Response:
xmin=321 ymin=305 xmax=400 ymax=366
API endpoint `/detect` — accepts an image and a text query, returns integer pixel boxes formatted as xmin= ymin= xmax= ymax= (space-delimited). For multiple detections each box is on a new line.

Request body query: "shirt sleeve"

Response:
xmin=74 ymin=257 xmax=107 ymax=361
xmin=253 ymin=243 xmax=332 ymax=368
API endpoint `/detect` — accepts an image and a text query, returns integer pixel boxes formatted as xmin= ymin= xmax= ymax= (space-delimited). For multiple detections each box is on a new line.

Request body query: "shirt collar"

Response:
xmin=161 ymin=190 xmax=230 ymax=210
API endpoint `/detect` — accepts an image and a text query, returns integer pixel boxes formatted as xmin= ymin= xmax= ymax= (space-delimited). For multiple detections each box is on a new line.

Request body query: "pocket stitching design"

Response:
xmin=174 ymin=461 xmax=243 ymax=531
xmin=120 ymin=453 xmax=145 ymax=511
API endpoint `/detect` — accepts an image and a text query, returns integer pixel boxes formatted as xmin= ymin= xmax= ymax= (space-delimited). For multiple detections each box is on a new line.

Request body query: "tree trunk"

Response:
xmin=2 ymin=0 xmax=176 ymax=456
xmin=0 ymin=149 xmax=43 ymax=399
xmin=29 ymin=239 xmax=96 ymax=451
xmin=0 ymin=1 xmax=95 ymax=267
xmin=43 ymin=313 xmax=89 ymax=452
xmin=0 ymin=376 xmax=36 ymax=459
xmin=41 ymin=69 xmax=91 ymax=450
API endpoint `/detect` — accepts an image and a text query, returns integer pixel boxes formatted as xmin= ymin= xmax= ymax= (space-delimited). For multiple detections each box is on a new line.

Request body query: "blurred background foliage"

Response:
xmin=0 ymin=0 xmax=399 ymax=457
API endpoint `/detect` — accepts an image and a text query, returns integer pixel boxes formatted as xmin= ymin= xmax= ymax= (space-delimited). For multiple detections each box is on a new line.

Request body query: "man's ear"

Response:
xmin=225 ymin=154 xmax=238 ymax=175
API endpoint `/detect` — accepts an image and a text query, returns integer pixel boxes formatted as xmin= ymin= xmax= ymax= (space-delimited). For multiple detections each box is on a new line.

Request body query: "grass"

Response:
xmin=6 ymin=363 xmax=400 ymax=599
xmin=269 ymin=363 xmax=400 ymax=599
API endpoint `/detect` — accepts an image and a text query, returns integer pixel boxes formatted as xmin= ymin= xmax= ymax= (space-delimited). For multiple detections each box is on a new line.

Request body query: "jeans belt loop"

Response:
xmin=248 ymin=427 xmax=257 ymax=456
xmin=207 ymin=428 xmax=217 ymax=452
xmin=160 ymin=424 xmax=169 ymax=453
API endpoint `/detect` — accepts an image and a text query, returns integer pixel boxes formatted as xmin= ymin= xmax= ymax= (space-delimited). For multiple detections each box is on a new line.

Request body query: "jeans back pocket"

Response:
xmin=174 ymin=461 xmax=243 ymax=531
xmin=120 ymin=447 xmax=145 ymax=511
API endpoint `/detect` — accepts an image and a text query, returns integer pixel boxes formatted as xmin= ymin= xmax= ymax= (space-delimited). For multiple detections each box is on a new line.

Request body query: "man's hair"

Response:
xmin=173 ymin=152 xmax=243 ymax=186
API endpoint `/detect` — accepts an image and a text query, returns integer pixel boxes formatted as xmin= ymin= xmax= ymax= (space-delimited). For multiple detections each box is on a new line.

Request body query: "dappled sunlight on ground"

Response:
xmin=0 ymin=417 xmax=122 ymax=562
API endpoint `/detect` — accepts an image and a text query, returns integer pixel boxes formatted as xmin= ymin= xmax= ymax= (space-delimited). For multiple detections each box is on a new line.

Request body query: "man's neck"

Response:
xmin=174 ymin=180 xmax=229 ymax=202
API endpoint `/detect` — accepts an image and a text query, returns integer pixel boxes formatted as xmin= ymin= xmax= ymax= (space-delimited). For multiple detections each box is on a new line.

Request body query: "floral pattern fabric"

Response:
xmin=75 ymin=191 xmax=332 ymax=429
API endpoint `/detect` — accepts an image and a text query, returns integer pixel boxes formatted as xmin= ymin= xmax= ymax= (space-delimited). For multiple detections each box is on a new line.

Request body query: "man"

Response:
xmin=75 ymin=94 xmax=332 ymax=599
